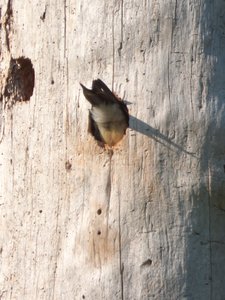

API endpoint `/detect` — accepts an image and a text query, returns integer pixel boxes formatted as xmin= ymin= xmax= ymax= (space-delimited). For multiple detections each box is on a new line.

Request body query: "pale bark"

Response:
xmin=0 ymin=0 xmax=225 ymax=299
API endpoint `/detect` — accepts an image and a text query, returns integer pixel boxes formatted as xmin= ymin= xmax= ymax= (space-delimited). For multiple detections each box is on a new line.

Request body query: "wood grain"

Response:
xmin=0 ymin=0 xmax=225 ymax=299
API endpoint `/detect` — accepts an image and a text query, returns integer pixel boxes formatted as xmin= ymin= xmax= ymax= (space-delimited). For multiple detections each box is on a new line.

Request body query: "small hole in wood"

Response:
xmin=65 ymin=161 xmax=72 ymax=171
xmin=97 ymin=208 xmax=102 ymax=215
xmin=40 ymin=11 xmax=46 ymax=21
xmin=141 ymin=259 xmax=153 ymax=268
xmin=82 ymin=295 xmax=85 ymax=299
xmin=39 ymin=210 xmax=43 ymax=213
xmin=97 ymin=230 xmax=101 ymax=235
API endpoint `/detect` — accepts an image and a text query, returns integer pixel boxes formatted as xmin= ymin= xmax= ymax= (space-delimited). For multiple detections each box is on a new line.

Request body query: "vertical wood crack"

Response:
xmin=4 ymin=0 xmax=13 ymax=52
xmin=118 ymin=192 xmax=124 ymax=300
xmin=112 ymin=7 xmax=115 ymax=90
xmin=207 ymin=164 xmax=213 ymax=300
xmin=64 ymin=0 xmax=67 ymax=57
xmin=118 ymin=0 xmax=124 ymax=57
xmin=167 ymin=52 xmax=171 ymax=111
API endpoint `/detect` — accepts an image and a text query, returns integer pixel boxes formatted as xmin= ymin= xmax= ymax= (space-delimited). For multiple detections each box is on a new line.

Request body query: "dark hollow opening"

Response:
xmin=4 ymin=56 xmax=35 ymax=103
xmin=97 ymin=208 xmax=102 ymax=215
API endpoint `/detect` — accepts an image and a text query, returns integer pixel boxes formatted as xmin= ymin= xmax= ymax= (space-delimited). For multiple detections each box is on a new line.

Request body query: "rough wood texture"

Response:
xmin=0 ymin=0 xmax=225 ymax=299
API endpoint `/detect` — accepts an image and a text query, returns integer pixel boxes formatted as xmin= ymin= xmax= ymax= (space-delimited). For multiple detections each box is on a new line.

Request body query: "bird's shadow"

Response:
xmin=129 ymin=115 xmax=197 ymax=158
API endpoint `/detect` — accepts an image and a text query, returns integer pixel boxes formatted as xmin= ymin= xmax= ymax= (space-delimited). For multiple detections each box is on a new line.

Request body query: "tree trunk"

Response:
xmin=0 ymin=0 xmax=225 ymax=299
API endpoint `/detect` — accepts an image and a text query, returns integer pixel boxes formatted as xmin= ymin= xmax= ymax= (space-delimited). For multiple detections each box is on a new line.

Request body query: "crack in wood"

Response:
xmin=4 ymin=0 xmax=13 ymax=52
xmin=64 ymin=0 xmax=67 ymax=57
xmin=118 ymin=0 xmax=124 ymax=57
xmin=207 ymin=164 xmax=213 ymax=300
xmin=40 ymin=5 xmax=47 ymax=21
xmin=118 ymin=187 xmax=124 ymax=300
xmin=112 ymin=5 xmax=115 ymax=90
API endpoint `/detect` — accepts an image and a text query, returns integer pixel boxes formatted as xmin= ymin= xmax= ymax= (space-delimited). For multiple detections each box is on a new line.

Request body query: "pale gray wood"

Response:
xmin=0 ymin=0 xmax=225 ymax=299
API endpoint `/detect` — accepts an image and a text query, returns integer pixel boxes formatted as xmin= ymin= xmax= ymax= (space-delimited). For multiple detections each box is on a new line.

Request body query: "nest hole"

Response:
xmin=4 ymin=56 xmax=35 ymax=104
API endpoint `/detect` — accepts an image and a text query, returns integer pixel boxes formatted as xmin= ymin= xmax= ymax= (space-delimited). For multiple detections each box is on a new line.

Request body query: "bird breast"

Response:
xmin=91 ymin=103 xmax=125 ymax=124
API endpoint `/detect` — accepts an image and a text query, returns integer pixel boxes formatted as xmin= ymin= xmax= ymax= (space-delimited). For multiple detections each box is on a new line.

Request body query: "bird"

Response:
xmin=80 ymin=79 xmax=129 ymax=147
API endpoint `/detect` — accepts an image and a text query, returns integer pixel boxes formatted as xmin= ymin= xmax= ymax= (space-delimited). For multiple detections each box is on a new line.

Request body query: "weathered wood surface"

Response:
xmin=0 ymin=0 xmax=225 ymax=299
